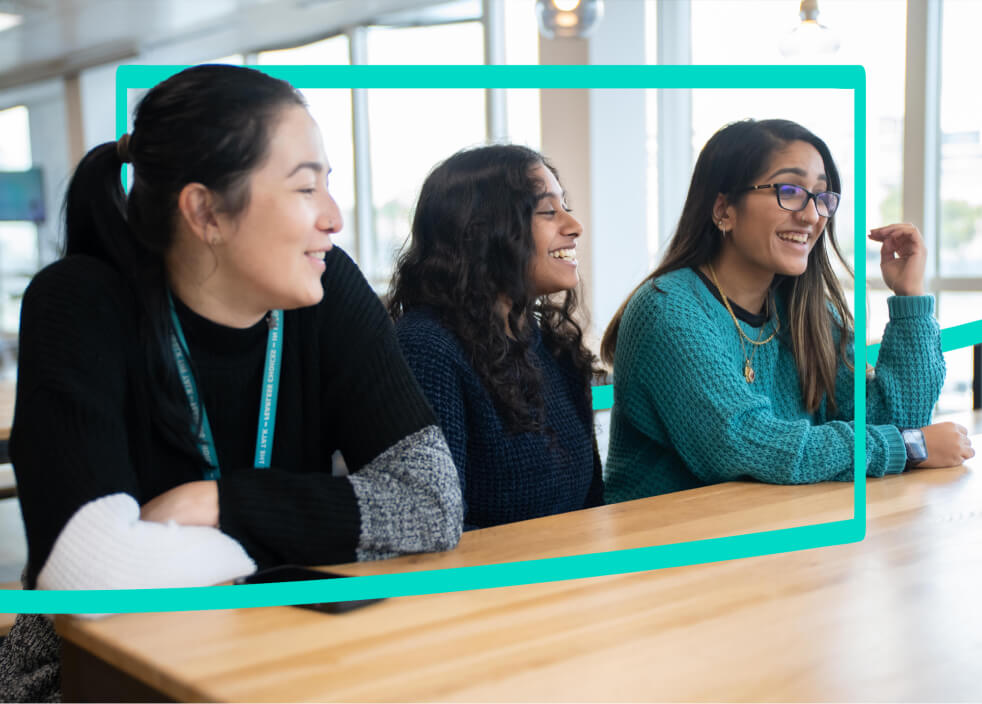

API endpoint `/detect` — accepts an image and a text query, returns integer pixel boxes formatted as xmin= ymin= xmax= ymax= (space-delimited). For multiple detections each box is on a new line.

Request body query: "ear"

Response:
xmin=177 ymin=183 xmax=223 ymax=246
xmin=712 ymin=193 xmax=734 ymax=230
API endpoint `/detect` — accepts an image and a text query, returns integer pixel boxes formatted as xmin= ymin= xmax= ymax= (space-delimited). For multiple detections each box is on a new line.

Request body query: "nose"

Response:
xmin=795 ymin=196 xmax=822 ymax=225
xmin=318 ymin=191 xmax=343 ymax=234
xmin=562 ymin=209 xmax=583 ymax=238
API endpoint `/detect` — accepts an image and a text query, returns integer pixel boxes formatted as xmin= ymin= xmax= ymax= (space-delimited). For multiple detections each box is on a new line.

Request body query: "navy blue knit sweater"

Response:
xmin=395 ymin=308 xmax=603 ymax=529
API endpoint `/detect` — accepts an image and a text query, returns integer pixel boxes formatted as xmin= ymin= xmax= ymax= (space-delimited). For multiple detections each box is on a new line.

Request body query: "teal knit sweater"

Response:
xmin=604 ymin=267 xmax=945 ymax=502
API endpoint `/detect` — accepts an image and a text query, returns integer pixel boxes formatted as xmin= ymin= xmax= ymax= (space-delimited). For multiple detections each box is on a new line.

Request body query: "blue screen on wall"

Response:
xmin=0 ymin=168 xmax=44 ymax=223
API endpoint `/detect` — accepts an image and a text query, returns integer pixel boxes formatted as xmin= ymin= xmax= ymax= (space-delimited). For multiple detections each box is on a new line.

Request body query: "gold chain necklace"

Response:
xmin=706 ymin=263 xmax=780 ymax=383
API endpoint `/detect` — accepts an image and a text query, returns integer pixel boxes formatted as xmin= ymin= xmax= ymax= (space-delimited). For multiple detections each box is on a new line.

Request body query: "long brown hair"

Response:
xmin=600 ymin=119 xmax=853 ymax=413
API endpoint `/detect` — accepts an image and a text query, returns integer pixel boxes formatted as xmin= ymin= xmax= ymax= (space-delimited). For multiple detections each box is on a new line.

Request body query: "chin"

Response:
xmin=291 ymin=286 xmax=325 ymax=310
xmin=532 ymin=279 xmax=576 ymax=298
xmin=776 ymin=260 xmax=809 ymax=277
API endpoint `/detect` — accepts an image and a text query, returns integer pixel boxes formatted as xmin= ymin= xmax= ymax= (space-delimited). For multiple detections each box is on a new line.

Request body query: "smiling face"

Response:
xmin=213 ymin=105 xmax=341 ymax=314
xmin=718 ymin=139 xmax=830 ymax=281
xmin=526 ymin=163 xmax=583 ymax=298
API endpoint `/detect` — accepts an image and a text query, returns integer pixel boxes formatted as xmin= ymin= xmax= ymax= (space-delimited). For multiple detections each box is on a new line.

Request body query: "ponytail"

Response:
xmin=63 ymin=141 xmax=132 ymax=262
xmin=62 ymin=140 xmax=200 ymax=461
xmin=58 ymin=64 xmax=306 ymax=461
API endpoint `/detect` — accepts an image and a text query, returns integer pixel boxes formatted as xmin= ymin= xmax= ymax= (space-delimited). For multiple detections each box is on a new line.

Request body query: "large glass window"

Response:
xmin=364 ymin=21 xmax=486 ymax=286
xmin=0 ymin=105 xmax=37 ymax=350
xmin=643 ymin=3 xmax=658 ymax=269
xmin=503 ymin=0 xmax=541 ymax=149
xmin=940 ymin=0 xmax=982 ymax=280
xmin=937 ymin=0 xmax=982 ymax=411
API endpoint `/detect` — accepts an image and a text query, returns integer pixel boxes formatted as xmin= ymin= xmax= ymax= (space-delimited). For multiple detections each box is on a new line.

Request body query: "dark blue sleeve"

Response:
xmin=395 ymin=313 xmax=476 ymax=528
xmin=586 ymin=426 xmax=605 ymax=508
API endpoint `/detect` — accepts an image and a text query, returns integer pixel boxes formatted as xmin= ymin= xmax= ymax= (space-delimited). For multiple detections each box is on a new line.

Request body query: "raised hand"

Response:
xmin=868 ymin=223 xmax=927 ymax=297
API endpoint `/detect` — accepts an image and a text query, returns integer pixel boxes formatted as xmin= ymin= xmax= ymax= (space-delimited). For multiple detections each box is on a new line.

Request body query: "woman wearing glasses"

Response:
xmin=600 ymin=118 xmax=973 ymax=503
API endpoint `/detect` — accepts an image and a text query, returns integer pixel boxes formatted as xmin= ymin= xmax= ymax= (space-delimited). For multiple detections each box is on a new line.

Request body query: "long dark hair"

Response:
xmin=62 ymin=64 xmax=305 ymax=459
xmin=388 ymin=144 xmax=599 ymax=433
xmin=601 ymin=118 xmax=852 ymax=413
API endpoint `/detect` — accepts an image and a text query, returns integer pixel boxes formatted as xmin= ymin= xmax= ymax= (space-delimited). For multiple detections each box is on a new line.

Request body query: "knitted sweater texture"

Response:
xmin=396 ymin=308 xmax=603 ymax=528
xmin=604 ymin=267 xmax=944 ymax=502
xmin=11 ymin=248 xmax=461 ymax=586
xmin=3 ymin=247 xmax=464 ymax=702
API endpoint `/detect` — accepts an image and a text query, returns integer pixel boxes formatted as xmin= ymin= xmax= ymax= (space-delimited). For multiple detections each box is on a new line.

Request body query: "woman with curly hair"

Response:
xmin=388 ymin=144 xmax=603 ymax=529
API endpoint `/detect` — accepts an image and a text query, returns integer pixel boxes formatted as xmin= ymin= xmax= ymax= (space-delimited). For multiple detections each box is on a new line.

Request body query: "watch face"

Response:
xmin=902 ymin=429 xmax=928 ymax=462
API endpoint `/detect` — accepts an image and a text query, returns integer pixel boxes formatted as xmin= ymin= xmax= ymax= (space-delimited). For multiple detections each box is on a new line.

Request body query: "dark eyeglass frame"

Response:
xmin=737 ymin=183 xmax=841 ymax=218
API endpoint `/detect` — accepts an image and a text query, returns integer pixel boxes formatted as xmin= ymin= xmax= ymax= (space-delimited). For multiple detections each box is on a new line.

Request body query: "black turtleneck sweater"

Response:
xmin=11 ymin=247 xmax=460 ymax=587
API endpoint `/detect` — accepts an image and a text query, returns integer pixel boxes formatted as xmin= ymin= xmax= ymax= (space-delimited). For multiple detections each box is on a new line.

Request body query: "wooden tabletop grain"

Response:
xmin=55 ymin=420 xmax=982 ymax=702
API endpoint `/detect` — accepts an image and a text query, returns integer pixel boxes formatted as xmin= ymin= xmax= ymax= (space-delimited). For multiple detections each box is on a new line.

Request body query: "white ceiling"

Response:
xmin=0 ymin=0 xmax=268 ymax=67
xmin=0 ymin=0 xmax=479 ymax=89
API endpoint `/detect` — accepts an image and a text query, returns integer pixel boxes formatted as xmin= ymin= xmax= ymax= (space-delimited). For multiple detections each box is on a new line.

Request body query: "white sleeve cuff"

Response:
xmin=37 ymin=493 xmax=256 ymax=617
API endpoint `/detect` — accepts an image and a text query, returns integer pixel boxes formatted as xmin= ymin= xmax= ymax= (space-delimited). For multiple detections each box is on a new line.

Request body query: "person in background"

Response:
xmin=601 ymin=118 xmax=973 ymax=503
xmin=0 ymin=64 xmax=461 ymax=701
xmin=388 ymin=145 xmax=603 ymax=529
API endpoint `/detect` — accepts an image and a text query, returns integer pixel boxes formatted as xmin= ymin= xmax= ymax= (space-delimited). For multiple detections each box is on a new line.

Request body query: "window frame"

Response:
xmin=246 ymin=0 xmax=516 ymax=288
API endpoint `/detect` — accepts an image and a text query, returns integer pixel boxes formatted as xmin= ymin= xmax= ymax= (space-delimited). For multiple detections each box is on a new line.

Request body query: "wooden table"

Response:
xmin=54 ymin=420 xmax=982 ymax=702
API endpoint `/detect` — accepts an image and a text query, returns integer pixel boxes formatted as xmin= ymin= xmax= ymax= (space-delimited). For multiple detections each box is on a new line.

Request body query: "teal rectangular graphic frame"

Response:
xmin=5 ymin=64 xmax=870 ymax=614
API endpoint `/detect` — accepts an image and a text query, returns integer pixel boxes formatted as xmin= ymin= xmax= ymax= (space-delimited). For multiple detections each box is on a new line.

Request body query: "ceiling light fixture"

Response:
xmin=535 ymin=0 xmax=604 ymax=39
xmin=779 ymin=0 xmax=840 ymax=59
xmin=0 ymin=12 xmax=22 ymax=33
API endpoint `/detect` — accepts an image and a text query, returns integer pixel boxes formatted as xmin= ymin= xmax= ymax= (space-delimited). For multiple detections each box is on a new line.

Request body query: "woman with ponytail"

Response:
xmin=0 ymin=64 xmax=461 ymax=700
xmin=601 ymin=118 xmax=973 ymax=503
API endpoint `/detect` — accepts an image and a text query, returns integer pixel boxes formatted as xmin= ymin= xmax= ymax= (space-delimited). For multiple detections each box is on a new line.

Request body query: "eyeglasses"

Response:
xmin=737 ymin=183 xmax=840 ymax=218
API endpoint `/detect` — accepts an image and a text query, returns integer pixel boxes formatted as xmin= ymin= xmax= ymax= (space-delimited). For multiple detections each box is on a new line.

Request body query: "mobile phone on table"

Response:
xmin=234 ymin=565 xmax=385 ymax=614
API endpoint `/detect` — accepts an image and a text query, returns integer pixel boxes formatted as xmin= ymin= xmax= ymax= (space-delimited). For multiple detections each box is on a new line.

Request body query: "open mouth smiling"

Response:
xmin=776 ymin=231 xmax=810 ymax=245
xmin=550 ymin=247 xmax=577 ymax=263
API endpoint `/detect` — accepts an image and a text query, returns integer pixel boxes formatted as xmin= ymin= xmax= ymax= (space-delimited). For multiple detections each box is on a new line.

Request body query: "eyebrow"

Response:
xmin=766 ymin=166 xmax=828 ymax=182
xmin=535 ymin=189 xmax=568 ymax=204
xmin=286 ymin=161 xmax=324 ymax=178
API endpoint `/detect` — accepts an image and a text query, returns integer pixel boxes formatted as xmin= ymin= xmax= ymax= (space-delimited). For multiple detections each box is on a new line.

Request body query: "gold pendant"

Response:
xmin=744 ymin=362 xmax=755 ymax=383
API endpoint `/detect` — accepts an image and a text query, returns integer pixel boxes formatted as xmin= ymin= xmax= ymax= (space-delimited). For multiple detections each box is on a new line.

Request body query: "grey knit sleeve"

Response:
xmin=349 ymin=425 xmax=463 ymax=561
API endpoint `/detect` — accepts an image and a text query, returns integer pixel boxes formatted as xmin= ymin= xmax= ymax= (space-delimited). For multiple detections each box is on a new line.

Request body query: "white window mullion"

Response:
xmin=655 ymin=0 xmax=692 ymax=253
xmin=482 ymin=0 xmax=507 ymax=142
xmin=348 ymin=26 xmax=376 ymax=279
xmin=902 ymin=0 xmax=942 ymax=301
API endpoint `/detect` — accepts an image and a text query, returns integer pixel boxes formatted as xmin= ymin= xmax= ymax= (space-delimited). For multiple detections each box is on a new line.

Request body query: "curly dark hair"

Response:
xmin=388 ymin=144 xmax=600 ymax=434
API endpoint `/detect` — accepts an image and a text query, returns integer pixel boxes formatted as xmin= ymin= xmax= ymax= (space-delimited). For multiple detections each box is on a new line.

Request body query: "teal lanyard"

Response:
xmin=167 ymin=293 xmax=283 ymax=479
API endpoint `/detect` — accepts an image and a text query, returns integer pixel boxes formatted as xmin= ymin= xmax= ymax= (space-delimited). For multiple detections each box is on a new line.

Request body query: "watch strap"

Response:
xmin=901 ymin=428 xmax=928 ymax=469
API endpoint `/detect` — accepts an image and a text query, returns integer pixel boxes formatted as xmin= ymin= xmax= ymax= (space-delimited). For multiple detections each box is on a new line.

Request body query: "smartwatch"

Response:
xmin=901 ymin=428 xmax=928 ymax=469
